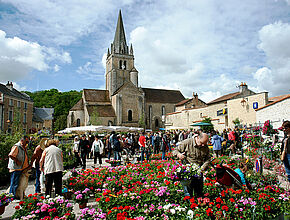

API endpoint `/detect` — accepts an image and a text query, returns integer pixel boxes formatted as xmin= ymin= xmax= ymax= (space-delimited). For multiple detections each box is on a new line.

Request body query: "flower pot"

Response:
xmin=78 ymin=202 xmax=87 ymax=209
xmin=0 ymin=205 xmax=5 ymax=215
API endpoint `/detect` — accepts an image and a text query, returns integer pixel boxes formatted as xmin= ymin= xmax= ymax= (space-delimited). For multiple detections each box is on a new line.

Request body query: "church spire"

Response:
xmin=113 ymin=10 xmax=128 ymax=54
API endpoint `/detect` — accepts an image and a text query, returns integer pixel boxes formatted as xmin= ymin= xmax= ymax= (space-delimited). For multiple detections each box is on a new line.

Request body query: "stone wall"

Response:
xmin=256 ymin=98 xmax=290 ymax=129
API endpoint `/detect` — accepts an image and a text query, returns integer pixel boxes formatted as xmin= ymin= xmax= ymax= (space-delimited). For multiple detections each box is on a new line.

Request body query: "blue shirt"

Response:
xmin=234 ymin=168 xmax=246 ymax=185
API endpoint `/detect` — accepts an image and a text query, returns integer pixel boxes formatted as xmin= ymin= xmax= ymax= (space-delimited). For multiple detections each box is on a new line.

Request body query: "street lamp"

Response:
xmin=6 ymin=119 xmax=11 ymax=134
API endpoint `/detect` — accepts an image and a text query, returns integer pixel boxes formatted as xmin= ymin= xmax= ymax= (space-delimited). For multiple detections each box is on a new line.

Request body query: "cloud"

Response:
xmin=54 ymin=64 xmax=60 ymax=72
xmin=77 ymin=61 xmax=104 ymax=80
xmin=0 ymin=29 xmax=71 ymax=82
xmin=253 ymin=21 xmax=290 ymax=95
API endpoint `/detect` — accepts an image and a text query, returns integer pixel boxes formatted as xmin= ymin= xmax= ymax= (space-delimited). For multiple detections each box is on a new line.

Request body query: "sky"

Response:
xmin=0 ymin=0 xmax=289 ymax=103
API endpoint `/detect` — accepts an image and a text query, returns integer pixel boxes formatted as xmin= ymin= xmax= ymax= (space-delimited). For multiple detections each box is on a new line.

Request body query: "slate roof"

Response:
xmin=142 ymin=88 xmax=185 ymax=104
xmin=207 ymin=92 xmax=240 ymax=105
xmin=83 ymin=89 xmax=110 ymax=103
xmin=0 ymin=83 xmax=33 ymax=101
xmin=70 ymin=99 xmax=84 ymax=111
xmin=256 ymin=94 xmax=290 ymax=111
xmin=87 ymin=105 xmax=116 ymax=117
xmin=32 ymin=113 xmax=44 ymax=123
xmin=34 ymin=108 xmax=54 ymax=120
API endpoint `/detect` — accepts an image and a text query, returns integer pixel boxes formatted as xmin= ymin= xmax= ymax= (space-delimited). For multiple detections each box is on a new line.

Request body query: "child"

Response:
xmin=234 ymin=160 xmax=248 ymax=185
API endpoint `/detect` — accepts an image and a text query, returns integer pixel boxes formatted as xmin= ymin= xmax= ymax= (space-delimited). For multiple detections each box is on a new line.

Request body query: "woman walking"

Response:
xmin=91 ymin=135 xmax=104 ymax=167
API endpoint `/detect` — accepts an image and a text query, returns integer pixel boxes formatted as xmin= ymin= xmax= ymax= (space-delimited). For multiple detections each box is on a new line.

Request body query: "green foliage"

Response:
xmin=201 ymin=117 xmax=214 ymax=133
xmin=11 ymin=108 xmax=24 ymax=134
xmin=232 ymin=117 xmax=241 ymax=126
xmin=89 ymin=106 xmax=101 ymax=125
xmin=0 ymin=132 xmax=22 ymax=185
xmin=24 ymin=89 xmax=82 ymax=131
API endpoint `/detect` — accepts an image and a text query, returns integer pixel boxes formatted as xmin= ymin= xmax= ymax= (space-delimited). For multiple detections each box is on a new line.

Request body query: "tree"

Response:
xmin=201 ymin=117 xmax=214 ymax=133
xmin=12 ymin=108 xmax=23 ymax=134
xmin=89 ymin=107 xmax=102 ymax=125
xmin=138 ymin=113 xmax=145 ymax=129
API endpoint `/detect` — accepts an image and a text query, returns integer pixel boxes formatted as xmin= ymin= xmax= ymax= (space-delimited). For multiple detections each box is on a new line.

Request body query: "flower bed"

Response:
xmin=62 ymin=158 xmax=289 ymax=219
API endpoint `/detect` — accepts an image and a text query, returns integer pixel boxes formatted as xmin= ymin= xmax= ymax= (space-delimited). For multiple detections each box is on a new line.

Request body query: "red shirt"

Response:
xmin=228 ymin=131 xmax=236 ymax=141
xmin=139 ymin=135 xmax=146 ymax=147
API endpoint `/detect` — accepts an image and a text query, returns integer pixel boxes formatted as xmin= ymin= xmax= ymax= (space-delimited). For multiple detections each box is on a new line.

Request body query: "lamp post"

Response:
xmin=6 ymin=119 xmax=11 ymax=134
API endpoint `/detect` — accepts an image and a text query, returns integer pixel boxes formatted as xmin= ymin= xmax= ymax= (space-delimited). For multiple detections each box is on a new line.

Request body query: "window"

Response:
xmin=23 ymin=113 xmax=27 ymax=123
xmin=9 ymin=99 xmax=13 ymax=106
xmin=17 ymin=101 xmax=21 ymax=108
xmin=119 ymin=60 xmax=122 ymax=69
xmin=155 ymin=119 xmax=159 ymax=128
xmin=161 ymin=106 xmax=165 ymax=116
xmin=108 ymin=120 xmax=113 ymax=126
xmin=8 ymin=110 xmax=13 ymax=121
xmin=24 ymin=102 xmax=27 ymax=109
xmin=123 ymin=61 xmax=127 ymax=70
xmin=200 ymin=113 xmax=203 ymax=118
xmin=76 ymin=118 xmax=80 ymax=127
xmin=128 ymin=110 xmax=132 ymax=121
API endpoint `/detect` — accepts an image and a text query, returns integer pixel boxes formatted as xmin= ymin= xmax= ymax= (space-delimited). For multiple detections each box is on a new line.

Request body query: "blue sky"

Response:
xmin=0 ymin=0 xmax=289 ymax=102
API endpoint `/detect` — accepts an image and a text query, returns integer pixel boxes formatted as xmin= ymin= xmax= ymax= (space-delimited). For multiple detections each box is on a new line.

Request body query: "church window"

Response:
xmin=128 ymin=110 xmax=132 ymax=121
xmin=108 ymin=120 xmax=113 ymax=126
xmin=123 ymin=61 xmax=126 ymax=70
xmin=119 ymin=60 xmax=122 ymax=69
xmin=155 ymin=119 xmax=159 ymax=128
xmin=76 ymin=118 xmax=80 ymax=127
xmin=161 ymin=106 xmax=165 ymax=116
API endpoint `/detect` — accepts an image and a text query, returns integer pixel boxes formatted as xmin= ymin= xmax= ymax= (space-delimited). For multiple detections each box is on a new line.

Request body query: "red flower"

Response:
xmin=19 ymin=201 xmax=25 ymax=206
xmin=216 ymin=197 xmax=222 ymax=203
xmin=105 ymin=197 xmax=110 ymax=202
xmin=15 ymin=205 xmax=20 ymax=209
xmin=229 ymin=198 xmax=235 ymax=203
xmin=96 ymin=198 xmax=101 ymax=202
xmin=206 ymin=208 xmax=213 ymax=216
xmin=183 ymin=196 xmax=190 ymax=201
xmin=222 ymin=205 xmax=229 ymax=211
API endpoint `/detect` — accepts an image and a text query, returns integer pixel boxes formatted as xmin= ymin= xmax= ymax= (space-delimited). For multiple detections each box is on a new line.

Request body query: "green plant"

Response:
xmin=201 ymin=117 xmax=214 ymax=133
xmin=232 ymin=117 xmax=241 ymax=126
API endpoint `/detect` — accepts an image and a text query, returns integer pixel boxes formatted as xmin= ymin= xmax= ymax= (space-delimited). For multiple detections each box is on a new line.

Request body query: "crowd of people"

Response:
xmin=7 ymin=120 xmax=290 ymax=199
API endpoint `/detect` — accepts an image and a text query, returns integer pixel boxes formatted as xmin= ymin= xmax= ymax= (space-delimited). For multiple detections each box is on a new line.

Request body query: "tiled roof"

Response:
xmin=207 ymin=92 xmax=240 ymax=105
xmin=268 ymin=94 xmax=290 ymax=102
xmin=87 ymin=105 xmax=116 ymax=117
xmin=34 ymin=108 xmax=54 ymax=120
xmin=256 ymin=94 xmax=290 ymax=111
xmin=176 ymin=99 xmax=191 ymax=106
xmin=70 ymin=99 xmax=84 ymax=111
xmin=0 ymin=83 xmax=33 ymax=101
xmin=142 ymin=88 xmax=185 ymax=104
xmin=83 ymin=89 xmax=110 ymax=103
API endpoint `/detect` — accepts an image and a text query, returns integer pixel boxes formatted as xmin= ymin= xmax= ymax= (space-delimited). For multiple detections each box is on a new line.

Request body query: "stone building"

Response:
xmin=0 ymin=82 xmax=33 ymax=134
xmin=166 ymin=83 xmax=270 ymax=131
xmin=256 ymin=94 xmax=290 ymax=129
xmin=32 ymin=107 xmax=54 ymax=132
xmin=67 ymin=10 xmax=185 ymax=130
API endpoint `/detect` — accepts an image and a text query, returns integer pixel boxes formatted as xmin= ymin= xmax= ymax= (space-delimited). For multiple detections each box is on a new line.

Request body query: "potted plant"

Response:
xmin=174 ymin=163 xmax=202 ymax=186
xmin=73 ymin=188 xmax=90 ymax=209
xmin=0 ymin=193 xmax=13 ymax=215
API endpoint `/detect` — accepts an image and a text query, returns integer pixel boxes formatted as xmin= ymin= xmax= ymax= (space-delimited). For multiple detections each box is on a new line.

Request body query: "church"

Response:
xmin=67 ymin=10 xmax=185 ymax=130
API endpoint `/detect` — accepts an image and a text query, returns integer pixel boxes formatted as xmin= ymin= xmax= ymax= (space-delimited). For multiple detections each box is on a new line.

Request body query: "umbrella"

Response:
xmin=190 ymin=122 xmax=212 ymax=126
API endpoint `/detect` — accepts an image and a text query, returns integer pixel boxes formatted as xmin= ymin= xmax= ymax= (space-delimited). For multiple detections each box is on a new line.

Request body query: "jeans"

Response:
xmin=45 ymin=171 xmax=63 ymax=196
xmin=283 ymin=153 xmax=290 ymax=182
xmin=162 ymin=151 xmax=166 ymax=160
xmin=113 ymin=151 xmax=120 ymax=165
xmin=35 ymin=164 xmax=41 ymax=193
xmin=182 ymin=174 xmax=204 ymax=198
xmin=94 ymin=152 xmax=102 ymax=165
xmin=141 ymin=149 xmax=145 ymax=162
xmin=9 ymin=170 xmax=22 ymax=198
xmin=81 ymin=151 xmax=87 ymax=169
xmin=107 ymin=149 xmax=111 ymax=160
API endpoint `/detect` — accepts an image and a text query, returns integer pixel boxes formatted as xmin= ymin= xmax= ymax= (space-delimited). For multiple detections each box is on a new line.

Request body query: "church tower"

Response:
xmin=106 ymin=10 xmax=138 ymax=97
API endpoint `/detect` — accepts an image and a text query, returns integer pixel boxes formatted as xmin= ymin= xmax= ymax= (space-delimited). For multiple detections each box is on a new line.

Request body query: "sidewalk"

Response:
xmin=0 ymin=158 xmax=110 ymax=220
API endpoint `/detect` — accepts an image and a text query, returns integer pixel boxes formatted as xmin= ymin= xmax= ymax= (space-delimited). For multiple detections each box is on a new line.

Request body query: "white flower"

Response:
xmin=187 ymin=210 xmax=194 ymax=218
xmin=170 ymin=209 xmax=176 ymax=214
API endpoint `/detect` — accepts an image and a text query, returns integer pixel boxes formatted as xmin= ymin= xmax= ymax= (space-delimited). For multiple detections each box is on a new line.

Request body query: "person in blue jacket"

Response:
xmin=211 ymin=131 xmax=224 ymax=157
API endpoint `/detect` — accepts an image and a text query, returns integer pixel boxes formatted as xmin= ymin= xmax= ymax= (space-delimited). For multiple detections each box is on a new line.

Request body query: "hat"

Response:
xmin=39 ymin=138 xmax=48 ymax=150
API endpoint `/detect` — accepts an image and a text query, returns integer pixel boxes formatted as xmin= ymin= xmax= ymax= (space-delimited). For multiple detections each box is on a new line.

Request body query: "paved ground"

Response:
xmin=0 ymin=158 xmax=109 ymax=220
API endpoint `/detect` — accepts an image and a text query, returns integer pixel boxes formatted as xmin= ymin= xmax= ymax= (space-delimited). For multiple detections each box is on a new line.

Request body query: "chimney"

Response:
xmin=239 ymin=82 xmax=248 ymax=94
xmin=193 ymin=92 xmax=199 ymax=108
xmin=6 ymin=81 xmax=13 ymax=90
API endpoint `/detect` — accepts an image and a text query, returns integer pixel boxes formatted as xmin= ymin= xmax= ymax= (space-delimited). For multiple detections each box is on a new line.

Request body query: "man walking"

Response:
xmin=79 ymin=135 xmax=90 ymax=169
xmin=173 ymin=133 xmax=210 ymax=197
xmin=8 ymin=136 xmax=29 ymax=198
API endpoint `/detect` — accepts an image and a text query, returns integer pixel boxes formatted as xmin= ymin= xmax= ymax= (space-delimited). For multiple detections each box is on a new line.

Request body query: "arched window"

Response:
xmin=76 ymin=118 xmax=80 ymax=127
xmin=119 ymin=60 xmax=122 ymax=69
xmin=161 ymin=106 xmax=165 ymax=116
xmin=108 ymin=120 xmax=113 ymax=126
xmin=128 ymin=110 xmax=132 ymax=121
xmin=155 ymin=119 xmax=159 ymax=128
xmin=123 ymin=61 xmax=127 ymax=70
